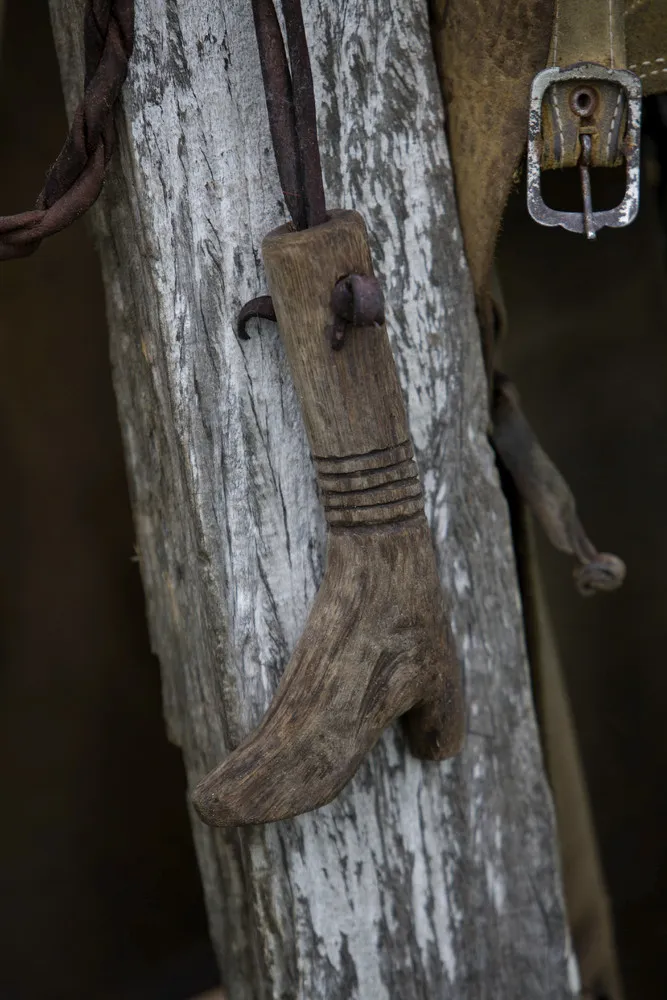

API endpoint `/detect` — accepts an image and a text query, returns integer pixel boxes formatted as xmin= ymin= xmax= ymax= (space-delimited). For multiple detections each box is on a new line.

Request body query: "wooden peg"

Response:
xmin=193 ymin=210 xmax=464 ymax=827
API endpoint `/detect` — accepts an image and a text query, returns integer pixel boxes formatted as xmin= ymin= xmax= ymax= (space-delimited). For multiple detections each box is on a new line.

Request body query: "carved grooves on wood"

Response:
xmin=315 ymin=442 xmax=424 ymax=526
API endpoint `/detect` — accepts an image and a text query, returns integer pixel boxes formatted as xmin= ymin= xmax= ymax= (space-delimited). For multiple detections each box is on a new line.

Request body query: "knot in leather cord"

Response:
xmin=573 ymin=553 xmax=626 ymax=597
xmin=0 ymin=0 xmax=134 ymax=260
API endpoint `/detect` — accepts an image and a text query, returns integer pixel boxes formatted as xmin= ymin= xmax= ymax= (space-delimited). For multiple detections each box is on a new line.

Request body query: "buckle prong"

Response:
xmin=578 ymin=133 xmax=596 ymax=241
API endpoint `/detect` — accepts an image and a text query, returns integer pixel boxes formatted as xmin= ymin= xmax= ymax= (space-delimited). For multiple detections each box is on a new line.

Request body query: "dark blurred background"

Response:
xmin=1 ymin=1 xmax=666 ymax=999
xmin=497 ymin=121 xmax=667 ymax=997
xmin=0 ymin=2 xmax=219 ymax=998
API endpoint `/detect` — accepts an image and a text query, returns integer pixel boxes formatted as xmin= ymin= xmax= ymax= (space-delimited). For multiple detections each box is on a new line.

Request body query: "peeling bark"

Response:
xmin=50 ymin=2 xmax=576 ymax=997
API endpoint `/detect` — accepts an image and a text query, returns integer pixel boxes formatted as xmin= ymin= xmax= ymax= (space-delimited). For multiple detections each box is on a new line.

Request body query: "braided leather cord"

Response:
xmin=0 ymin=0 xmax=134 ymax=260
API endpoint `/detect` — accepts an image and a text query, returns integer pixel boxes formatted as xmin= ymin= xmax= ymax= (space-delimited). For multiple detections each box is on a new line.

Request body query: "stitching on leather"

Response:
xmin=606 ymin=90 xmax=623 ymax=159
xmin=624 ymin=0 xmax=649 ymax=15
xmin=630 ymin=56 xmax=667 ymax=78
xmin=609 ymin=0 xmax=615 ymax=68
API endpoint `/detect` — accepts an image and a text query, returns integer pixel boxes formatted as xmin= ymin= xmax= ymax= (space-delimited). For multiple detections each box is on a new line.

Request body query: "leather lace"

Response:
xmin=0 ymin=0 xmax=134 ymax=260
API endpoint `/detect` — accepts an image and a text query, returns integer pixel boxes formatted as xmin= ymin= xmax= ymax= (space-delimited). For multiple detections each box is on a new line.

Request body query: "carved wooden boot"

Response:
xmin=193 ymin=211 xmax=464 ymax=827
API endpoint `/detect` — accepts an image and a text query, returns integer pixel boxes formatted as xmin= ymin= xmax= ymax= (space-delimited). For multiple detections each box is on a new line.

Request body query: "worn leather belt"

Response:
xmin=527 ymin=0 xmax=642 ymax=239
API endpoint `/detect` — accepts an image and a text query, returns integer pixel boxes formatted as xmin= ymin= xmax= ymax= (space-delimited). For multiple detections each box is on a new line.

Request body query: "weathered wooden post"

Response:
xmin=50 ymin=2 xmax=576 ymax=997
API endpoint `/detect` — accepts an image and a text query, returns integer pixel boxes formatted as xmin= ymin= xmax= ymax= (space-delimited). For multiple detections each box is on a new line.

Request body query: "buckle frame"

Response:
xmin=527 ymin=63 xmax=642 ymax=237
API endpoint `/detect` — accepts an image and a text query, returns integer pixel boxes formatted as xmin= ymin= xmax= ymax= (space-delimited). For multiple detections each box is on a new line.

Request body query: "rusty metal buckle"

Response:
xmin=527 ymin=63 xmax=642 ymax=239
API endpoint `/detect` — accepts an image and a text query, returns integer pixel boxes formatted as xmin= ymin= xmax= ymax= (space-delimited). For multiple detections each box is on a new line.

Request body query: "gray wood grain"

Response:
xmin=49 ymin=2 xmax=577 ymax=997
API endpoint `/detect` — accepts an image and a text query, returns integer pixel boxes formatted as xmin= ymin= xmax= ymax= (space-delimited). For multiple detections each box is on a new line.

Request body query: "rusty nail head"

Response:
xmin=330 ymin=274 xmax=385 ymax=351
xmin=331 ymin=274 xmax=385 ymax=327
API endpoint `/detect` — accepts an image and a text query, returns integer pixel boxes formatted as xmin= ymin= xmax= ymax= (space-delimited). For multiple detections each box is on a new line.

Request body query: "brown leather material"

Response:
xmin=431 ymin=0 xmax=555 ymax=308
xmin=627 ymin=0 xmax=667 ymax=95
xmin=550 ymin=0 xmax=627 ymax=68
